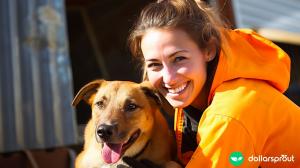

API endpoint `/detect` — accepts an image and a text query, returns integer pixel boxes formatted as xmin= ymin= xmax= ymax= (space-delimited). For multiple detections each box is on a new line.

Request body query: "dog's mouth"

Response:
xmin=101 ymin=129 xmax=141 ymax=164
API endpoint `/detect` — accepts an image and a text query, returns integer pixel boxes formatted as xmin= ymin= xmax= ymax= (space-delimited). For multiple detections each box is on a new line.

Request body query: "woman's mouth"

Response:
xmin=164 ymin=82 xmax=189 ymax=95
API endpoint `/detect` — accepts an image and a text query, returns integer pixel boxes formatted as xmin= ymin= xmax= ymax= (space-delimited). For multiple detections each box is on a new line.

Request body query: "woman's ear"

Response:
xmin=204 ymin=38 xmax=217 ymax=62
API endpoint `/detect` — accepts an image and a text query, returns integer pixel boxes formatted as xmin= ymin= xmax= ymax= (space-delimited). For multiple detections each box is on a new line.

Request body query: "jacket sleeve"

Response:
xmin=185 ymin=114 xmax=260 ymax=168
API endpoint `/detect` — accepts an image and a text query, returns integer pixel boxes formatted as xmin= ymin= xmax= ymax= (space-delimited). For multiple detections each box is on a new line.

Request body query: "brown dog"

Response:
xmin=72 ymin=80 xmax=181 ymax=168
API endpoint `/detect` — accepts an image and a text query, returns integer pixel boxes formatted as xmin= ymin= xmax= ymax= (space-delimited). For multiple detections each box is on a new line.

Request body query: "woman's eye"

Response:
xmin=174 ymin=56 xmax=186 ymax=63
xmin=147 ymin=62 xmax=161 ymax=68
xmin=146 ymin=62 xmax=162 ymax=71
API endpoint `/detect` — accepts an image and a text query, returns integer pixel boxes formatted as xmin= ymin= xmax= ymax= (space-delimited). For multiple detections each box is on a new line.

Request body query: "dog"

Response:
xmin=72 ymin=79 xmax=181 ymax=168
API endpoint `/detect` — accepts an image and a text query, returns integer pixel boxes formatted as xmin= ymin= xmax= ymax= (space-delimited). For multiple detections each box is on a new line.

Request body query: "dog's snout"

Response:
xmin=97 ymin=124 xmax=114 ymax=141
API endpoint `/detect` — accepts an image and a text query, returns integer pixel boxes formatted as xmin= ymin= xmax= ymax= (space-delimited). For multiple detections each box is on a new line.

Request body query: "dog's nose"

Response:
xmin=97 ymin=124 xmax=114 ymax=140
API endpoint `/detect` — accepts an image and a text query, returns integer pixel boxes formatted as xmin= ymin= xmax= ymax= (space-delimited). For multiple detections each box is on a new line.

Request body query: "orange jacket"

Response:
xmin=174 ymin=29 xmax=300 ymax=167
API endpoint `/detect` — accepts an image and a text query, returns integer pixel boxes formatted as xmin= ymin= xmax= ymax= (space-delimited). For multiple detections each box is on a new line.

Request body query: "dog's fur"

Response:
xmin=72 ymin=80 xmax=181 ymax=168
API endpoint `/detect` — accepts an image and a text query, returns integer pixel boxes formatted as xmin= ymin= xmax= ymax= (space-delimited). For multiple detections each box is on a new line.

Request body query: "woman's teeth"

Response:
xmin=167 ymin=83 xmax=187 ymax=94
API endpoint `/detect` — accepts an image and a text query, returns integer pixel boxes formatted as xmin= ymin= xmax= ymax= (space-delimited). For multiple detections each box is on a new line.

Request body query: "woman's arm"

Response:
xmin=186 ymin=114 xmax=259 ymax=168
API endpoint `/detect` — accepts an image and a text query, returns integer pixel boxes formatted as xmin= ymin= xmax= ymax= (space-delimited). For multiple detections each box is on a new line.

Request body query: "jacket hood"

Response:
xmin=209 ymin=29 xmax=291 ymax=102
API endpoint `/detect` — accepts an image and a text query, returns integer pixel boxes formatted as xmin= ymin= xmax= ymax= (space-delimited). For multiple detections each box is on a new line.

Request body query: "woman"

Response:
xmin=125 ymin=0 xmax=300 ymax=167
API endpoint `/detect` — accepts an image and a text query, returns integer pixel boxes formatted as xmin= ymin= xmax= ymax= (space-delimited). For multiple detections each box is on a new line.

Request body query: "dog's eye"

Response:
xmin=125 ymin=103 xmax=138 ymax=112
xmin=95 ymin=101 xmax=105 ymax=109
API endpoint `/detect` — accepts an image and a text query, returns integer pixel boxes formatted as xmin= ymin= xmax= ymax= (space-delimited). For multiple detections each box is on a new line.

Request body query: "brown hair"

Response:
xmin=128 ymin=0 xmax=224 ymax=80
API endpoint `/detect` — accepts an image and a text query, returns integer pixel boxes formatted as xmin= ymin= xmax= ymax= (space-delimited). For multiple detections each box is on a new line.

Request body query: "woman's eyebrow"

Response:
xmin=145 ymin=58 xmax=159 ymax=62
xmin=145 ymin=49 xmax=188 ymax=62
xmin=166 ymin=49 xmax=188 ymax=59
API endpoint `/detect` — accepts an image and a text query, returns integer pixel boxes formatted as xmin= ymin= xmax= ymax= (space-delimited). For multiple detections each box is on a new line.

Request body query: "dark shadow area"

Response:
xmin=66 ymin=0 xmax=151 ymax=125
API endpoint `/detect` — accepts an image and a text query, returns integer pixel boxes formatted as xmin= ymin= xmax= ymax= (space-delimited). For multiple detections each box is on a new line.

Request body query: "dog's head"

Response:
xmin=72 ymin=80 xmax=161 ymax=164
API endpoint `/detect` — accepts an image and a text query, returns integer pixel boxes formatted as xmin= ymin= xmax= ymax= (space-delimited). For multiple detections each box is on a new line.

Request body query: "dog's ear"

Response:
xmin=140 ymin=81 xmax=175 ymax=118
xmin=72 ymin=79 xmax=105 ymax=107
xmin=140 ymin=81 xmax=161 ymax=106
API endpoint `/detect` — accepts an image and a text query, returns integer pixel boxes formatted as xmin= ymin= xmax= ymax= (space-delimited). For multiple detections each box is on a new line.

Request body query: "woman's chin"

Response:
xmin=167 ymin=98 xmax=188 ymax=108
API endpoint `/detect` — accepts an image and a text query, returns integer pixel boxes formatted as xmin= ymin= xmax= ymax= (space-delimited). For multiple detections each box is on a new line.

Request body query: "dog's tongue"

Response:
xmin=102 ymin=143 xmax=122 ymax=164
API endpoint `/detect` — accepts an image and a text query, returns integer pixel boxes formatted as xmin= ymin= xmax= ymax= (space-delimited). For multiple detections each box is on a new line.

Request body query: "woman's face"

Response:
xmin=141 ymin=28 xmax=212 ymax=108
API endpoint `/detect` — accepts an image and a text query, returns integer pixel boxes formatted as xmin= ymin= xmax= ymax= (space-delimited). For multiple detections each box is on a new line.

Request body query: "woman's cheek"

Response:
xmin=177 ymin=66 xmax=190 ymax=75
xmin=147 ymin=71 xmax=160 ymax=87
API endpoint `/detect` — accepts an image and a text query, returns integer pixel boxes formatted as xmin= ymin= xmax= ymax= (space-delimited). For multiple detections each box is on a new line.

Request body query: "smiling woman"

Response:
xmin=141 ymin=28 xmax=210 ymax=109
xmin=126 ymin=0 xmax=300 ymax=167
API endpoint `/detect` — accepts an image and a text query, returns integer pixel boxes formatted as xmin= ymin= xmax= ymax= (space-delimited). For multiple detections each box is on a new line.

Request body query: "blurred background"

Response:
xmin=0 ymin=0 xmax=299 ymax=167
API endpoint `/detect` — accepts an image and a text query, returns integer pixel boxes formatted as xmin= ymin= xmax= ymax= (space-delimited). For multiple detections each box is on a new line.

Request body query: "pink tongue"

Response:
xmin=102 ymin=143 xmax=123 ymax=164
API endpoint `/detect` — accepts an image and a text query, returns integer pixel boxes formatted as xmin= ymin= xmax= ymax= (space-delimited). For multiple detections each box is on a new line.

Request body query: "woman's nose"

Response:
xmin=162 ymin=66 xmax=177 ymax=86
